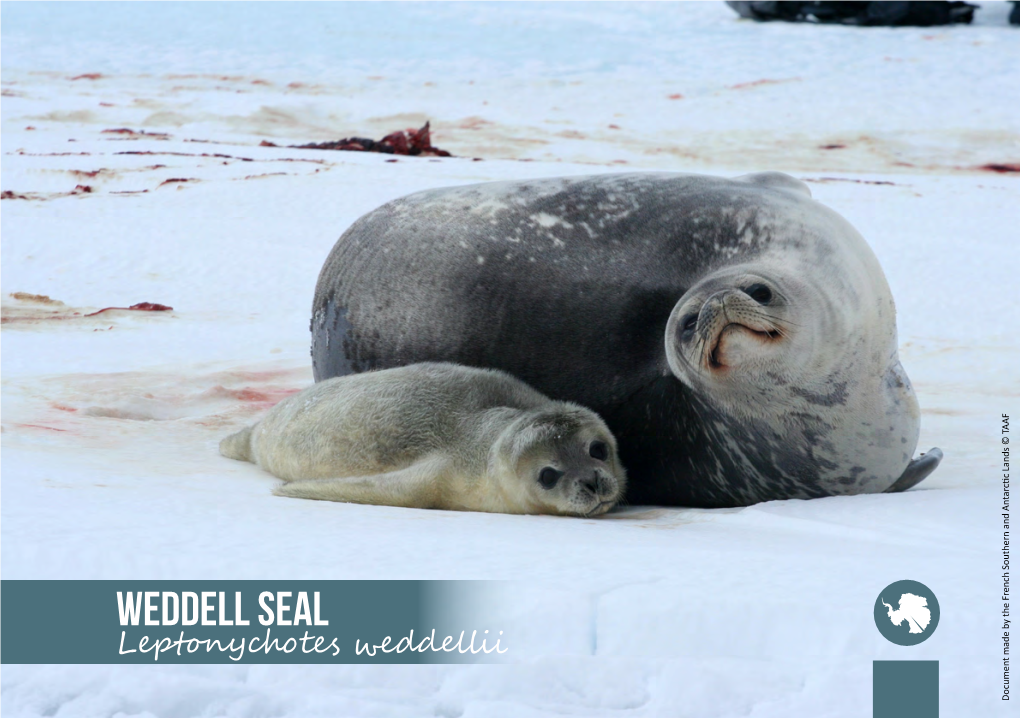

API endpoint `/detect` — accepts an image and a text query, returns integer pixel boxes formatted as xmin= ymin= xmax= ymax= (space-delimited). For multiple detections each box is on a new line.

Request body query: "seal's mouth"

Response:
xmin=707 ymin=322 xmax=782 ymax=370
xmin=583 ymin=500 xmax=615 ymax=518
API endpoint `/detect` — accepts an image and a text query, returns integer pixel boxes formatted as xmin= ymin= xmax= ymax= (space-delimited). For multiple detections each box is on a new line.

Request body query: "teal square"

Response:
xmin=873 ymin=661 xmax=938 ymax=717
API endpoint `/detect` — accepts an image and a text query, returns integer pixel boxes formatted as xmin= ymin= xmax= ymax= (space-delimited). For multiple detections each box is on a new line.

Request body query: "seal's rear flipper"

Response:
xmin=884 ymin=448 xmax=943 ymax=493
xmin=220 ymin=426 xmax=254 ymax=463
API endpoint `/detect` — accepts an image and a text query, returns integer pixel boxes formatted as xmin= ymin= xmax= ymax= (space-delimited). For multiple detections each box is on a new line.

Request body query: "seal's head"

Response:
xmin=663 ymin=173 xmax=921 ymax=497
xmin=493 ymin=405 xmax=626 ymax=516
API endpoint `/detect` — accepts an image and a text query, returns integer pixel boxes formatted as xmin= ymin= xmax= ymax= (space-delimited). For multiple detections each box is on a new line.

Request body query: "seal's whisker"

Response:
xmin=694 ymin=329 xmax=714 ymax=374
xmin=757 ymin=312 xmax=802 ymax=329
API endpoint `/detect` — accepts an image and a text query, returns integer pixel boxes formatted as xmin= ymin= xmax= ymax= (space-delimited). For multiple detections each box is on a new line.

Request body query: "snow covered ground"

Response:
xmin=2 ymin=2 xmax=1017 ymax=716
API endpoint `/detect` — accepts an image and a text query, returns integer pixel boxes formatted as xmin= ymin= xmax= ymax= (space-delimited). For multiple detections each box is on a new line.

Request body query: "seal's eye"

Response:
xmin=538 ymin=467 xmax=563 ymax=489
xmin=681 ymin=314 xmax=698 ymax=335
xmin=745 ymin=283 xmax=772 ymax=304
xmin=589 ymin=441 xmax=608 ymax=461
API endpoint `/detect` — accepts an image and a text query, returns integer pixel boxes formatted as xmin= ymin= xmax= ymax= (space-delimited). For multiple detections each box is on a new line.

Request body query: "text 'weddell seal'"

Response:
xmin=310 ymin=172 xmax=942 ymax=508
xmin=0 ymin=581 xmax=512 ymax=664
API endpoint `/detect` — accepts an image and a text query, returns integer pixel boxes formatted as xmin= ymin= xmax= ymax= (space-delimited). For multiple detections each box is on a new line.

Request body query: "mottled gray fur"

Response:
xmin=310 ymin=172 xmax=939 ymax=507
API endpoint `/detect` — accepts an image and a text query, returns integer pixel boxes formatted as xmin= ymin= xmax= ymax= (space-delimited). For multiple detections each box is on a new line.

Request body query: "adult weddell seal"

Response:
xmin=311 ymin=172 xmax=942 ymax=508
xmin=220 ymin=363 xmax=626 ymax=516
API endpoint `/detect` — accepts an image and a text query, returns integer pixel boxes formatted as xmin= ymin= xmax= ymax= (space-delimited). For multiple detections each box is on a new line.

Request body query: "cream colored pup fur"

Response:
xmin=220 ymin=363 xmax=625 ymax=516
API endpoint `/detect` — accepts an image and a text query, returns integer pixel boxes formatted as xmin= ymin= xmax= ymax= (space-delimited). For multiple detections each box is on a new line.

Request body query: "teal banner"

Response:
xmin=0 ymin=581 xmax=509 ymax=664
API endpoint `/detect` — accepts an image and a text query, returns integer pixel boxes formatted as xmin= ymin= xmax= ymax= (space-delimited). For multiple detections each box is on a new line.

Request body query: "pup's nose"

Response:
xmin=581 ymin=472 xmax=614 ymax=497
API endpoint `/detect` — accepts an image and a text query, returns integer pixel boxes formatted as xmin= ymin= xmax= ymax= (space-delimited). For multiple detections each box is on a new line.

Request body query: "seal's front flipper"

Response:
xmin=885 ymin=448 xmax=943 ymax=493
xmin=273 ymin=456 xmax=450 ymax=509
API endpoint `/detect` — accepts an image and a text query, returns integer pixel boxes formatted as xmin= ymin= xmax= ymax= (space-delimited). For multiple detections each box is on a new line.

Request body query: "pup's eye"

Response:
xmin=538 ymin=467 xmax=563 ymax=489
xmin=589 ymin=441 xmax=608 ymax=461
xmin=745 ymin=283 xmax=773 ymax=304
xmin=681 ymin=314 xmax=698 ymax=334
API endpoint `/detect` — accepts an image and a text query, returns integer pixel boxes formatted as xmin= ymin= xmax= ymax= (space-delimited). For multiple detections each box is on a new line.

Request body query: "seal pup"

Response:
xmin=309 ymin=172 xmax=940 ymax=507
xmin=220 ymin=363 xmax=626 ymax=516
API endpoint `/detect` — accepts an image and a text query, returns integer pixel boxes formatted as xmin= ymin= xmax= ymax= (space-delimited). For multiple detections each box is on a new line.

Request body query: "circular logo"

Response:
xmin=874 ymin=580 xmax=940 ymax=646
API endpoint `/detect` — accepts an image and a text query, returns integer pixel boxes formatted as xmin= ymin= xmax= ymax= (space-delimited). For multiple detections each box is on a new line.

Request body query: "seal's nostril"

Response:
xmin=580 ymin=475 xmax=599 ymax=495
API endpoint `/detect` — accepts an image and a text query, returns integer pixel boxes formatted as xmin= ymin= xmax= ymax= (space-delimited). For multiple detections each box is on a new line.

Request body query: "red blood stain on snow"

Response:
xmin=116 ymin=151 xmax=255 ymax=163
xmin=2 ymin=186 xmax=92 ymax=201
xmin=12 ymin=151 xmax=93 ymax=157
xmin=232 ymin=387 xmax=299 ymax=403
xmin=219 ymin=369 xmax=307 ymax=384
xmin=459 ymin=117 xmax=494 ymax=130
xmin=2 ymin=295 xmax=173 ymax=326
xmin=979 ymin=163 xmax=1020 ymax=173
xmin=102 ymin=128 xmax=170 ymax=138
xmin=729 ymin=77 xmax=800 ymax=90
xmin=205 ymin=385 xmax=302 ymax=409
xmin=84 ymin=303 xmax=173 ymax=317
xmin=293 ymin=122 xmax=451 ymax=157
xmin=2 ymin=312 xmax=77 ymax=324
xmin=69 ymin=73 xmax=103 ymax=81
xmin=16 ymin=423 xmax=68 ymax=432
xmin=667 ymin=93 xmax=683 ymax=100
xmin=233 ymin=389 xmax=273 ymax=402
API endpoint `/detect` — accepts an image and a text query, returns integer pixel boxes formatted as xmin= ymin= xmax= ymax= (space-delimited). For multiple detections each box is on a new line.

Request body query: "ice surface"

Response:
xmin=2 ymin=2 xmax=1017 ymax=716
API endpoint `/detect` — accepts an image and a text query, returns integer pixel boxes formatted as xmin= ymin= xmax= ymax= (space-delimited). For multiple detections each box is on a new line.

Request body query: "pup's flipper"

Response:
xmin=220 ymin=426 xmax=254 ymax=463
xmin=273 ymin=456 xmax=450 ymax=509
